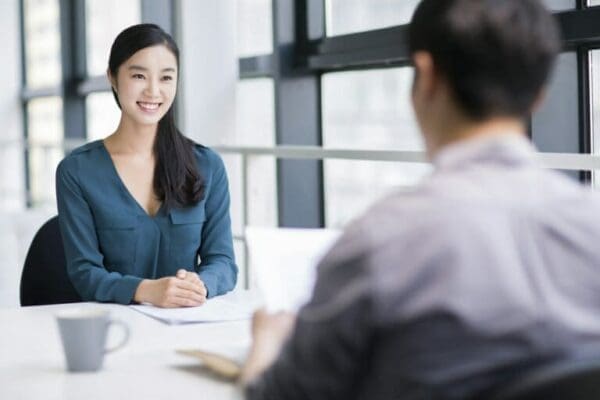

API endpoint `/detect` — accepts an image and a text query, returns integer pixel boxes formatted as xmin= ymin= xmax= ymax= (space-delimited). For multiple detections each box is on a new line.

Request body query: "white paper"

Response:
xmin=130 ymin=290 xmax=261 ymax=325
xmin=246 ymin=227 xmax=342 ymax=313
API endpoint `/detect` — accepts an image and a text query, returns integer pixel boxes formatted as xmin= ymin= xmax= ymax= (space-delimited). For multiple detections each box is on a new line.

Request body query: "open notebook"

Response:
xmin=177 ymin=227 xmax=342 ymax=379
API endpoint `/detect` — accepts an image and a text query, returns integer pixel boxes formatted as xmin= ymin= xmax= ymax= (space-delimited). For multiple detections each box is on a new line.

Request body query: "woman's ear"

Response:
xmin=107 ymin=69 xmax=117 ymax=92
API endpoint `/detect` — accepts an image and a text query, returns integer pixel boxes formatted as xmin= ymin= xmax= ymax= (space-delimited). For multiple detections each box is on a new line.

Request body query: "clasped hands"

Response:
xmin=133 ymin=269 xmax=207 ymax=308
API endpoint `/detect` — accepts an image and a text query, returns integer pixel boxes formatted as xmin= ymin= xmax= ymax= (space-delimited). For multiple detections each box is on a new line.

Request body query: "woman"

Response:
xmin=56 ymin=24 xmax=237 ymax=307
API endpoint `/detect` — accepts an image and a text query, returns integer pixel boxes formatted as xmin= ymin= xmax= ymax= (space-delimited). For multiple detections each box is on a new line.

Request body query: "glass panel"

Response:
xmin=542 ymin=0 xmax=576 ymax=10
xmin=220 ymin=79 xmax=277 ymax=234
xmin=322 ymin=68 xmax=429 ymax=227
xmin=234 ymin=79 xmax=275 ymax=146
xmin=589 ymin=0 xmax=600 ymax=5
xmin=86 ymin=92 xmax=121 ymax=141
xmin=246 ymin=155 xmax=277 ymax=227
xmin=322 ymin=68 xmax=423 ymax=150
xmin=325 ymin=0 xmax=420 ymax=36
xmin=86 ymin=0 xmax=141 ymax=76
xmin=532 ymin=52 xmax=579 ymax=154
xmin=591 ymin=50 xmax=600 ymax=186
xmin=325 ymin=161 xmax=431 ymax=228
xmin=237 ymin=0 xmax=273 ymax=57
xmin=27 ymin=97 xmax=64 ymax=206
xmin=23 ymin=0 xmax=61 ymax=88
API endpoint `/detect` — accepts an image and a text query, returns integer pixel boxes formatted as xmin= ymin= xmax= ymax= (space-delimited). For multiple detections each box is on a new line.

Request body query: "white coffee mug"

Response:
xmin=56 ymin=308 xmax=129 ymax=372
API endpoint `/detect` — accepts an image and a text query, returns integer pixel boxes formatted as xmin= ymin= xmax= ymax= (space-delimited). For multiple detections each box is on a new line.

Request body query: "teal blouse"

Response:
xmin=56 ymin=140 xmax=237 ymax=304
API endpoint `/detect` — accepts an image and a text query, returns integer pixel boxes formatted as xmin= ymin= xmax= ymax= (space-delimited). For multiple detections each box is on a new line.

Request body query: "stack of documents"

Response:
xmin=131 ymin=290 xmax=262 ymax=325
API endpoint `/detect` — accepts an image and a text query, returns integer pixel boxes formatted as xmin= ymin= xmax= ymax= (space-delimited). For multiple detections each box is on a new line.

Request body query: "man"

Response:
xmin=241 ymin=1 xmax=600 ymax=398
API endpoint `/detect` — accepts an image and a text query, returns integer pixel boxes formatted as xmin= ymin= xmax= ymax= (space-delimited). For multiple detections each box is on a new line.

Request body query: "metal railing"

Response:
xmin=5 ymin=138 xmax=600 ymax=287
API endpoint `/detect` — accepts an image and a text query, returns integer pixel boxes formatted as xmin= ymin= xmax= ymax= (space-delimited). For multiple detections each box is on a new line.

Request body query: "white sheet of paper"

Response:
xmin=246 ymin=227 xmax=342 ymax=313
xmin=130 ymin=290 xmax=261 ymax=325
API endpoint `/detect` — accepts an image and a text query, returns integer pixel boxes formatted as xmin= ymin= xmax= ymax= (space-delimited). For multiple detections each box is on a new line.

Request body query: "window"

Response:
xmin=542 ymin=0 xmax=576 ymax=10
xmin=225 ymin=78 xmax=278 ymax=288
xmin=237 ymin=0 xmax=272 ymax=57
xmin=85 ymin=0 xmax=141 ymax=77
xmin=27 ymin=97 xmax=63 ymax=206
xmin=85 ymin=0 xmax=140 ymax=141
xmin=325 ymin=0 xmax=420 ymax=36
xmin=322 ymin=68 xmax=430 ymax=227
xmin=233 ymin=79 xmax=278 ymax=228
xmin=23 ymin=0 xmax=61 ymax=89
xmin=22 ymin=0 xmax=62 ymax=206
xmin=532 ymin=52 xmax=580 ymax=154
xmin=20 ymin=0 xmax=146 ymax=206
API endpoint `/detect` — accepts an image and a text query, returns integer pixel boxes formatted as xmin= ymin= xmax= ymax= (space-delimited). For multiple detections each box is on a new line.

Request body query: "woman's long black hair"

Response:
xmin=108 ymin=23 xmax=204 ymax=210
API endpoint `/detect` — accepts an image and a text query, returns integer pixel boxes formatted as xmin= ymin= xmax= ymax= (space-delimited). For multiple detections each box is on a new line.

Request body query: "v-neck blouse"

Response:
xmin=56 ymin=140 xmax=237 ymax=304
xmin=99 ymin=142 xmax=165 ymax=218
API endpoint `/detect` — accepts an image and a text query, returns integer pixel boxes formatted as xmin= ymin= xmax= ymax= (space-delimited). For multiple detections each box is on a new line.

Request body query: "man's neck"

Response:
xmin=427 ymin=117 xmax=527 ymax=159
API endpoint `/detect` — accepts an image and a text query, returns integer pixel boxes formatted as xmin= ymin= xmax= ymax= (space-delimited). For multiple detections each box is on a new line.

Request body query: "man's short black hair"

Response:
xmin=409 ymin=0 xmax=560 ymax=120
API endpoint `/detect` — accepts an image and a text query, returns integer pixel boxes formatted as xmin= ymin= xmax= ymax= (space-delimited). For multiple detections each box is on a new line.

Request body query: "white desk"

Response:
xmin=0 ymin=302 xmax=249 ymax=400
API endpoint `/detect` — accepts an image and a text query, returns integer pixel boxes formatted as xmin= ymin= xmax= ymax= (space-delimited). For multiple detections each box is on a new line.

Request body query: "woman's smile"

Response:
xmin=137 ymin=101 xmax=162 ymax=113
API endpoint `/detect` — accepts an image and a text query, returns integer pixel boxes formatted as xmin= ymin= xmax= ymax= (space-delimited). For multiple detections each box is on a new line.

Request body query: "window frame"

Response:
xmin=19 ymin=0 xmax=175 ymax=207
xmin=237 ymin=0 xmax=600 ymax=229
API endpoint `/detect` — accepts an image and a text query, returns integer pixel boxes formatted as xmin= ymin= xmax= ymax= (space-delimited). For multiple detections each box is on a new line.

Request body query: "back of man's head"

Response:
xmin=409 ymin=0 xmax=560 ymax=121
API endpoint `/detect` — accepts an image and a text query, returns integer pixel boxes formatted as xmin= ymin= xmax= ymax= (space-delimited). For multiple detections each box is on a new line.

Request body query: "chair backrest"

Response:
xmin=487 ymin=357 xmax=600 ymax=400
xmin=20 ymin=216 xmax=81 ymax=306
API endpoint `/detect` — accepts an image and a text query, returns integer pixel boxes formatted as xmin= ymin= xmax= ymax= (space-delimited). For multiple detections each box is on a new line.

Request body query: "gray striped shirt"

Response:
xmin=247 ymin=134 xmax=600 ymax=399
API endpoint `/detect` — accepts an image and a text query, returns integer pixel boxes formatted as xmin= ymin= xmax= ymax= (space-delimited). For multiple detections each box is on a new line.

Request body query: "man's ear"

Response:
xmin=530 ymin=88 xmax=547 ymax=114
xmin=412 ymin=51 xmax=437 ymax=100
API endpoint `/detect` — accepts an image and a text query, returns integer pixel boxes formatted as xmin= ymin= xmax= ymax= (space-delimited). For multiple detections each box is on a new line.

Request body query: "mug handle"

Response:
xmin=104 ymin=319 xmax=130 ymax=354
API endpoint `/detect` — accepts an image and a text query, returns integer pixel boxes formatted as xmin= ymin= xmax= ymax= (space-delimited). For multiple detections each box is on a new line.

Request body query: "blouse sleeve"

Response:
xmin=196 ymin=151 xmax=238 ymax=297
xmin=56 ymin=158 xmax=143 ymax=304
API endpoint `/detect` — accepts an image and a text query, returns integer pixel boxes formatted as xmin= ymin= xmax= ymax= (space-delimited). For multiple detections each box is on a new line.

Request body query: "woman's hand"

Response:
xmin=240 ymin=309 xmax=296 ymax=385
xmin=133 ymin=274 xmax=206 ymax=308
xmin=176 ymin=269 xmax=208 ymax=297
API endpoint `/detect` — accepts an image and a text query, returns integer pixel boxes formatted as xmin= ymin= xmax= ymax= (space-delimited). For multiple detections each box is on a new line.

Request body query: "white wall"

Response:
xmin=0 ymin=0 xmax=26 ymax=210
xmin=177 ymin=0 xmax=238 ymax=145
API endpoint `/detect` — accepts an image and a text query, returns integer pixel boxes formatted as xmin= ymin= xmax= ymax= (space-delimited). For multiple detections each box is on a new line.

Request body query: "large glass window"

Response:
xmin=231 ymin=78 xmax=278 ymax=230
xmin=23 ymin=0 xmax=61 ymax=88
xmin=22 ymin=0 xmax=63 ymax=206
xmin=324 ymin=0 xmax=576 ymax=38
xmin=27 ymin=97 xmax=63 ymax=206
xmin=588 ymin=0 xmax=600 ymax=6
xmin=532 ymin=52 xmax=580 ymax=155
xmin=322 ymin=68 xmax=431 ymax=228
xmin=325 ymin=0 xmax=419 ymax=36
xmin=225 ymin=78 xmax=277 ymax=288
xmin=237 ymin=0 xmax=273 ymax=57
xmin=85 ymin=0 xmax=141 ymax=77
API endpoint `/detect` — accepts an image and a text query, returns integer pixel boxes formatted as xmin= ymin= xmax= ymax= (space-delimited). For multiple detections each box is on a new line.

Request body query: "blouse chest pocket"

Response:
xmin=169 ymin=206 xmax=206 ymax=268
xmin=95 ymin=210 xmax=139 ymax=270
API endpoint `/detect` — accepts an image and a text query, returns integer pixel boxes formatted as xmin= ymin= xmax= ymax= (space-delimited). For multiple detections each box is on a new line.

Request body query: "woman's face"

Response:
xmin=110 ymin=44 xmax=178 ymax=127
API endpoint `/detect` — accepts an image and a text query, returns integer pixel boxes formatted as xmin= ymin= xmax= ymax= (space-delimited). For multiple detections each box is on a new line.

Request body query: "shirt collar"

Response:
xmin=432 ymin=133 xmax=537 ymax=171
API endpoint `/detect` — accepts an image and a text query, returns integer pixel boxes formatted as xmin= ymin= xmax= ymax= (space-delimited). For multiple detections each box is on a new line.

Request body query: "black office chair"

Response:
xmin=20 ymin=216 xmax=82 ymax=306
xmin=486 ymin=357 xmax=600 ymax=400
